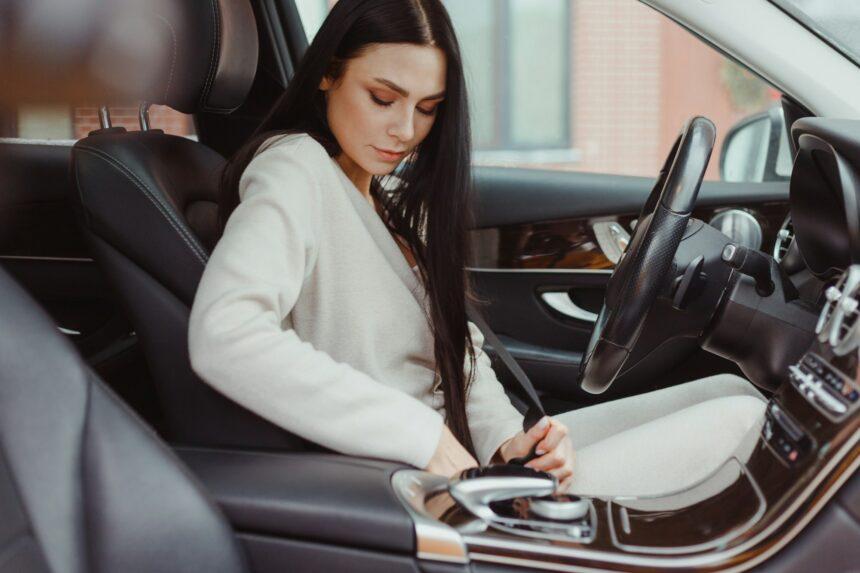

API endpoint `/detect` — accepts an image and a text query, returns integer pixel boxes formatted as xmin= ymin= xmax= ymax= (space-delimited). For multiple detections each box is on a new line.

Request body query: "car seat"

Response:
xmin=69 ymin=0 xmax=319 ymax=451
xmin=0 ymin=264 xmax=247 ymax=573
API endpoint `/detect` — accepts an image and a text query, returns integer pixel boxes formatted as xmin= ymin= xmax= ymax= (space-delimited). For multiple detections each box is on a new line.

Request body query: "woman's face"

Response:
xmin=319 ymin=42 xmax=446 ymax=193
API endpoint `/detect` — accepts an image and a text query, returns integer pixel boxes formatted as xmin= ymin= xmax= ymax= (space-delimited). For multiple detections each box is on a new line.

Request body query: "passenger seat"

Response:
xmin=0 ymin=265 xmax=247 ymax=573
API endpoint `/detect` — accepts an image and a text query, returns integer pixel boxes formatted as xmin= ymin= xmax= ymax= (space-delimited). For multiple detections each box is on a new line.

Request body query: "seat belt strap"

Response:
xmin=466 ymin=302 xmax=546 ymax=433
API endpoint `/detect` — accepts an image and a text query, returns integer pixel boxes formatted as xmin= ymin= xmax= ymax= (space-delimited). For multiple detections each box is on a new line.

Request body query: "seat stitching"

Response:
xmin=76 ymin=145 xmax=208 ymax=263
xmin=153 ymin=14 xmax=178 ymax=102
xmin=75 ymin=146 xmax=208 ymax=265
xmin=199 ymin=0 xmax=220 ymax=109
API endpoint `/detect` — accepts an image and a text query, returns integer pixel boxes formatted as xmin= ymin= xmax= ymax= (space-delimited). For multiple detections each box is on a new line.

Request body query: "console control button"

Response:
xmin=762 ymin=402 xmax=812 ymax=466
xmin=529 ymin=495 xmax=590 ymax=521
xmin=789 ymin=361 xmax=851 ymax=418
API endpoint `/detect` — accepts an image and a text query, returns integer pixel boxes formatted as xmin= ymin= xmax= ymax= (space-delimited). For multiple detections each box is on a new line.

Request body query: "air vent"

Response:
xmin=815 ymin=273 xmax=847 ymax=339
xmin=830 ymin=266 xmax=860 ymax=356
xmin=773 ymin=216 xmax=794 ymax=263
xmin=834 ymin=300 xmax=860 ymax=355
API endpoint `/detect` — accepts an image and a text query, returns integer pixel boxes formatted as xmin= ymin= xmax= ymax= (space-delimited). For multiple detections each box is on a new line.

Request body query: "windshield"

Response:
xmin=770 ymin=0 xmax=860 ymax=67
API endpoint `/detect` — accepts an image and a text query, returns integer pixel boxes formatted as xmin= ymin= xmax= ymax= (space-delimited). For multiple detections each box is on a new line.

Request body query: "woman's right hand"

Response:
xmin=424 ymin=425 xmax=478 ymax=478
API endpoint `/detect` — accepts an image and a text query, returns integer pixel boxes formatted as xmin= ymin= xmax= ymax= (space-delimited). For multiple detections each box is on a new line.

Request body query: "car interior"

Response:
xmin=0 ymin=0 xmax=858 ymax=572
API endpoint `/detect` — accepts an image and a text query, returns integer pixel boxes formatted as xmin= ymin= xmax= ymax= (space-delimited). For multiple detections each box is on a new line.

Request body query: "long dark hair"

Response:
xmin=218 ymin=0 xmax=480 ymax=458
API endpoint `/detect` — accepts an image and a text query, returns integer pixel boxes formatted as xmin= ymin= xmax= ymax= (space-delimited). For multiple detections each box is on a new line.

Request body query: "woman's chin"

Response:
xmin=369 ymin=162 xmax=400 ymax=176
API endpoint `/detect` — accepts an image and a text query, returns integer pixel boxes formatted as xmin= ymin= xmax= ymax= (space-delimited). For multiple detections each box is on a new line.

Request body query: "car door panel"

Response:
xmin=0 ymin=139 xmax=159 ymax=424
xmin=472 ymin=166 xmax=790 ymax=228
xmin=0 ymin=141 xmax=119 ymax=348
xmin=470 ymin=166 xmax=789 ymax=406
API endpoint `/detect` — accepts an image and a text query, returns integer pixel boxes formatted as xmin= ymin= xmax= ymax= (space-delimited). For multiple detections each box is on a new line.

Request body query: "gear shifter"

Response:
xmin=448 ymin=465 xmax=557 ymax=521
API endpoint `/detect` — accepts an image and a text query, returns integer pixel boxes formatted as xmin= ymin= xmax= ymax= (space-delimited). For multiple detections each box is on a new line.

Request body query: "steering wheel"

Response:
xmin=578 ymin=116 xmax=716 ymax=394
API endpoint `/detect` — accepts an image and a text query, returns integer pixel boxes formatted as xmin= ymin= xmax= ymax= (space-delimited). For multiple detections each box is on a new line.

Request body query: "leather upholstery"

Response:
xmin=73 ymin=132 xmax=220 ymax=305
xmin=71 ymin=130 xmax=322 ymax=451
xmin=69 ymin=0 xmax=324 ymax=450
xmin=0 ymin=267 xmax=247 ymax=573
xmin=137 ymin=0 xmax=259 ymax=113
xmin=0 ymin=0 xmax=257 ymax=111
xmin=175 ymin=448 xmax=416 ymax=555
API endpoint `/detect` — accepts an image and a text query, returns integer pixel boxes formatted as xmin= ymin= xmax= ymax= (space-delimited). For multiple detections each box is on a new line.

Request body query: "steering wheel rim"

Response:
xmin=578 ymin=116 xmax=716 ymax=394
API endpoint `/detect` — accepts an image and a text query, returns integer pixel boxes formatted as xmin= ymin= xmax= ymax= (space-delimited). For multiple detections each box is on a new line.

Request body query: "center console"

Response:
xmin=392 ymin=268 xmax=860 ymax=572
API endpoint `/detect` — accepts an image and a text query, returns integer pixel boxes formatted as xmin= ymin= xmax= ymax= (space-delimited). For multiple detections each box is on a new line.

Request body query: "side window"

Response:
xmin=296 ymin=0 xmax=787 ymax=182
xmin=1 ymin=104 xmax=196 ymax=141
xmin=295 ymin=0 xmax=335 ymax=42
xmin=447 ymin=0 xmax=570 ymax=155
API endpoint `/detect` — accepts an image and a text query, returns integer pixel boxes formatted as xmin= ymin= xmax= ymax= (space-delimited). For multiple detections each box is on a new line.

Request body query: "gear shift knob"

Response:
xmin=448 ymin=465 xmax=557 ymax=521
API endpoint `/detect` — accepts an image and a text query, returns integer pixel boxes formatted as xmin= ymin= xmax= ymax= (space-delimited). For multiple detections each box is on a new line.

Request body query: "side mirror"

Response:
xmin=720 ymin=105 xmax=792 ymax=182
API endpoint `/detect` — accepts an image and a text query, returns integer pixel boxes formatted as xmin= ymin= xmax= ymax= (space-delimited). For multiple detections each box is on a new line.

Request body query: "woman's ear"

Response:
xmin=319 ymin=75 xmax=333 ymax=91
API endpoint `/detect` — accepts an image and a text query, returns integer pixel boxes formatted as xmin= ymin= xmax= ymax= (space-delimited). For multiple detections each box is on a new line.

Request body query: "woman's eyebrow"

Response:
xmin=372 ymin=77 xmax=446 ymax=100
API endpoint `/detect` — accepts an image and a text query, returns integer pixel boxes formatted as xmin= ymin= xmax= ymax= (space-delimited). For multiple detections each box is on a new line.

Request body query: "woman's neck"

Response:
xmin=335 ymin=152 xmax=372 ymax=202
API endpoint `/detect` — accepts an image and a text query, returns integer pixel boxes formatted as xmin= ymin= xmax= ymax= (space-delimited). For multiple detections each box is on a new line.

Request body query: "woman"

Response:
xmin=189 ymin=0 xmax=766 ymax=496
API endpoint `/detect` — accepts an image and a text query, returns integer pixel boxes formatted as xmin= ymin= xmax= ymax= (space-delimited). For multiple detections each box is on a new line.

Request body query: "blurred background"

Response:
xmin=2 ymin=0 xmax=780 ymax=180
xmin=297 ymin=0 xmax=782 ymax=180
xmin=0 ymin=0 xmax=196 ymax=140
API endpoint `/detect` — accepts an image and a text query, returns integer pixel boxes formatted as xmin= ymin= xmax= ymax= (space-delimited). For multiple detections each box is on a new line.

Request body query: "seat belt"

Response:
xmin=466 ymin=302 xmax=546 ymax=465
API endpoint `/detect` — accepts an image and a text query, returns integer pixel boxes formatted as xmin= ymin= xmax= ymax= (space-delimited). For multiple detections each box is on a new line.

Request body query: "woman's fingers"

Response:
xmin=525 ymin=448 xmax=566 ymax=471
xmin=557 ymin=474 xmax=575 ymax=493
xmin=523 ymin=416 xmax=552 ymax=448
xmin=551 ymin=463 xmax=574 ymax=482
xmin=502 ymin=416 xmax=552 ymax=461
xmin=525 ymin=431 xmax=575 ymax=486
xmin=535 ymin=420 xmax=568 ymax=455
xmin=526 ymin=420 xmax=567 ymax=471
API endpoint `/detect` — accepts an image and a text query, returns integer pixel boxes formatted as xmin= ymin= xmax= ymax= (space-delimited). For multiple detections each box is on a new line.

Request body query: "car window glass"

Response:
xmin=1 ymin=104 xmax=196 ymax=142
xmin=296 ymin=0 xmax=784 ymax=182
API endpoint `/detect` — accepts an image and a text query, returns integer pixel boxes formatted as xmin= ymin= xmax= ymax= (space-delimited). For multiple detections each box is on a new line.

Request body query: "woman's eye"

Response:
xmin=370 ymin=93 xmax=394 ymax=107
xmin=370 ymin=92 xmax=437 ymax=116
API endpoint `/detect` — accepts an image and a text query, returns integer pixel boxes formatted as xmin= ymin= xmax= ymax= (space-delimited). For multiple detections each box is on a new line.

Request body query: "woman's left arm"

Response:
xmin=463 ymin=320 xmax=528 ymax=466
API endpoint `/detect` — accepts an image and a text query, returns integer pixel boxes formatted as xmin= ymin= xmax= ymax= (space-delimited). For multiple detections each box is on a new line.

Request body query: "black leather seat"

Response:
xmin=70 ymin=0 xmax=319 ymax=451
xmin=0 ymin=266 xmax=248 ymax=573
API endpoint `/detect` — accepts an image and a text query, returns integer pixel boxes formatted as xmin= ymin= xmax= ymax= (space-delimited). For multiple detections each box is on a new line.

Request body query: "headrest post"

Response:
xmin=139 ymin=102 xmax=152 ymax=131
xmin=98 ymin=106 xmax=112 ymax=129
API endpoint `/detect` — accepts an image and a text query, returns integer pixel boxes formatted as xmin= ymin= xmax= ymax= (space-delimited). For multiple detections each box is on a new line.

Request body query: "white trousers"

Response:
xmin=555 ymin=374 xmax=767 ymax=497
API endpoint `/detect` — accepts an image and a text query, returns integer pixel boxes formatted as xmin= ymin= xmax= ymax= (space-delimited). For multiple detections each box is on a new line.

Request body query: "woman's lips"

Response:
xmin=373 ymin=146 xmax=406 ymax=162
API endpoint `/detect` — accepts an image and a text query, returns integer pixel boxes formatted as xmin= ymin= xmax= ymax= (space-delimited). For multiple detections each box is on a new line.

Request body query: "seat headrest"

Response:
xmin=149 ymin=0 xmax=260 ymax=114
xmin=1 ymin=0 xmax=259 ymax=114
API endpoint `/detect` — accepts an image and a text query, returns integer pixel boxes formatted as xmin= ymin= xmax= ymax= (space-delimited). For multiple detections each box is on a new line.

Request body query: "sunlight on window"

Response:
xmin=295 ymin=0 xmax=330 ymax=43
xmin=293 ymin=0 xmax=781 ymax=181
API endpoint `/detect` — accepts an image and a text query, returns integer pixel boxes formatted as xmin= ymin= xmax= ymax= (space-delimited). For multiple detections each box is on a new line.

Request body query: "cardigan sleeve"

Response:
xmin=188 ymin=137 xmax=444 ymax=469
xmin=464 ymin=320 xmax=526 ymax=466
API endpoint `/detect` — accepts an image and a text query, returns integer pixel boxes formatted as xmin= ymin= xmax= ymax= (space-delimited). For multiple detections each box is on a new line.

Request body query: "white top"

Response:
xmin=188 ymin=132 xmax=524 ymax=468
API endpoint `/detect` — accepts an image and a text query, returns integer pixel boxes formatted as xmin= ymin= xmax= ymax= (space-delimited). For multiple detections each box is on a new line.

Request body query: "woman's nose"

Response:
xmin=388 ymin=107 xmax=415 ymax=142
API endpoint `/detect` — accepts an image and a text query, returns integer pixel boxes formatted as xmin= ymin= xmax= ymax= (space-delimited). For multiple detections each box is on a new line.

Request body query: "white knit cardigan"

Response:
xmin=188 ymin=132 xmax=524 ymax=468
